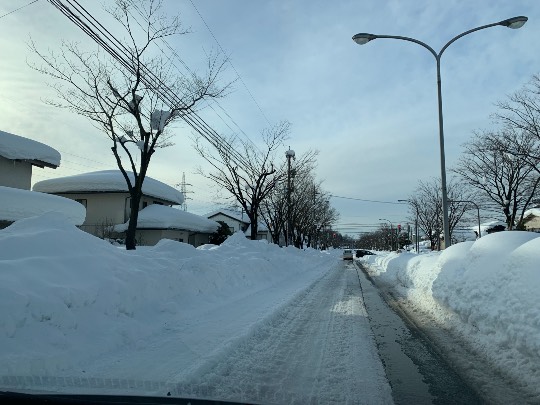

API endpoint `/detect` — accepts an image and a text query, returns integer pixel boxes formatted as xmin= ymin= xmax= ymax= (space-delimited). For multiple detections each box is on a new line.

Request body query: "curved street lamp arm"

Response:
xmin=372 ymin=20 xmax=509 ymax=61
xmin=439 ymin=21 xmax=502 ymax=58
xmin=449 ymin=200 xmax=481 ymax=238
xmin=371 ymin=35 xmax=438 ymax=60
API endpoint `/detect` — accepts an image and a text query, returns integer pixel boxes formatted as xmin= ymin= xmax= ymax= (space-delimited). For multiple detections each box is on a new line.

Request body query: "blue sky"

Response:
xmin=1 ymin=0 xmax=539 ymax=236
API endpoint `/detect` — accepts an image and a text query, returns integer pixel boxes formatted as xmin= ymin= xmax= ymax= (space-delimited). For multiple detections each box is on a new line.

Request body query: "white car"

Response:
xmin=342 ymin=249 xmax=353 ymax=260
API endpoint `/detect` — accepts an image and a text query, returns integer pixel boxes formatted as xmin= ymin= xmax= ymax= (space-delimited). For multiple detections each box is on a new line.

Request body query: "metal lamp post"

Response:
xmin=449 ymin=200 xmax=482 ymax=240
xmin=285 ymin=147 xmax=296 ymax=246
xmin=353 ymin=16 xmax=527 ymax=249
xmin=379 ymin=218 xmax=394 ymax=250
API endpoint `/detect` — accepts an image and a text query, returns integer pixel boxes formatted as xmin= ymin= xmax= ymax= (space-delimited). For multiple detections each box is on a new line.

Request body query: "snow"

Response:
xmin=361 ymin=231 xmax=540 ymax=401
xmin=2 ymin=210 xmax=539 ymax=402
xmin=0 ymin=214 xmax=392 ymax=403
xmin=524 ymin=207 xmax=540 ymax=218
xmin=0 ymin=186 xmax=85 ymax=225
xmin=33 ymin=170 xmax=184 ymax=205
xmin=0 ymin=129 xmax=61 ymax=167
xmin=206 ymin=208 xmax=249 ymax=224
xmin=150 ymin=110 xmax=171 ymax=131
xmin=113 ymin=204 xmax=219 ymax=233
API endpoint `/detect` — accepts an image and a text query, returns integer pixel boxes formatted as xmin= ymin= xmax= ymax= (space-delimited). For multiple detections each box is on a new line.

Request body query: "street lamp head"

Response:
xmin=352 ymin=33 xmax=377 ymax=45
xmin=499 ymin=16 xmax=528 ymax=29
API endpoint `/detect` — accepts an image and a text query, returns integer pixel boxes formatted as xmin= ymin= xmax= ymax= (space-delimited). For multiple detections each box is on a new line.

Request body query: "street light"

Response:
xmin=353 ymin=16 xmax=527 ymax=249
xmin=379 ymin=218 xmax=394 ymax=250
xmin=449 ymin=200 xmax=482 ymax=240
xmin=285 ymin=147 xmax=296 ymax=246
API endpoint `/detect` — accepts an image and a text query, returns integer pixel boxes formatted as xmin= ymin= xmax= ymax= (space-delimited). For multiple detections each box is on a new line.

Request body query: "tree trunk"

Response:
xmin=125 ymin=175 xmax=145 ymax=250
xmin=125 ymin=190 xmax=142 ymax=250
xmin=249 ymin=210 xmax=258 ymax=240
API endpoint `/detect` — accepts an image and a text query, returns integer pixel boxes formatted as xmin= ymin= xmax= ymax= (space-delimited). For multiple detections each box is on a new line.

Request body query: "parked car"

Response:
xmin=356 ymin=249 xmax=375 ymax=258
xmin=342 ymin=249 xmax=353 ymax=260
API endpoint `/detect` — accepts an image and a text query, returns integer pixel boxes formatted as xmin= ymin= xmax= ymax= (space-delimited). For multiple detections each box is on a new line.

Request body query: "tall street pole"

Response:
xmin=352 ymin=16 xmax=527 ymax=249
xmin=285 ymin=148 xmax=295 ymax=246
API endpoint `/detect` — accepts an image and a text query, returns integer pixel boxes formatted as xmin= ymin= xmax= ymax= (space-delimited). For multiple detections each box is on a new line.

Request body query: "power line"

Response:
xmin=187 ymin=0 xmax=271 ymax=127
xmin=0 ymin=0 xmax=39 ymax=19
xmin=127 ymin=1 xmax=262 ymax=154
xmin=48 ymin=0 xmax=254 ymax=172
xmin=329 ymin=194 xmax=405 ymax=205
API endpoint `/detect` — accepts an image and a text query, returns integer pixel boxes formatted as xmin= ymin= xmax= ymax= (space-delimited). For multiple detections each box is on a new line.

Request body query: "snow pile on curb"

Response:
xmin=362 ymin=231 xmax=540 ymax=398
xmin=0 ymin=214 xmax=336 ymax=377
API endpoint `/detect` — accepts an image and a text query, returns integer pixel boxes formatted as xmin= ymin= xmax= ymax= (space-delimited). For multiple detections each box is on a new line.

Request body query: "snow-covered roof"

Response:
xmin=524 ymin=208 xmax=540 ymax=218
xmin=114 ymin=204 xmax=219 ymax=233
xmin=0 ymin=130 xmax=61 ymax=168
xmin=0 ymin=186 xmax=85 ymax=225
xmin=206 ymin=209 xmax=250 ymax=224
xmin=33 ymin=170 xmax=184 ymax=205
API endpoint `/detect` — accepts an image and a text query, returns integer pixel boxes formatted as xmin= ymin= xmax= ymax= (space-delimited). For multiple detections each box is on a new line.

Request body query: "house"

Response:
xmin=206 ymin=208 xmax=272 ymax=242
xmin=114 ymin=204 xmax=219 ymax=246
xmin=0 ymin=186 xmax=85 ymax=229
xmin=33 ymin=170 xmax=184 ymax=239
xmin=244 ymin=222 xmax=273 ymax=242
xmin=0 ymin=129 xmax=60 ymax=189
xmin=0 ymin=130 xmax=84 ymax=229
xmin=206 ymin=209 xmax=249 ymax=234
xmin=523 ymin=208 xmax=540 ymax=232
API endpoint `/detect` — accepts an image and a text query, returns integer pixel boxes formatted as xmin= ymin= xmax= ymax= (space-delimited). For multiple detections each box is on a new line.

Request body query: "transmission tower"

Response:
xmin=180 ymin=172 xmax=193 ymax=211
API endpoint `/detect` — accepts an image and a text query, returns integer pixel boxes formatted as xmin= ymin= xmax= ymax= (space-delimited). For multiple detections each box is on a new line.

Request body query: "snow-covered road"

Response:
xmin=177 ymin=262 xmax=392 ymax=404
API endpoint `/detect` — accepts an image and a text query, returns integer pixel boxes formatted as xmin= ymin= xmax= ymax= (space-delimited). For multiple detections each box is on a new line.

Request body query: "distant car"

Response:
xmin=356 ymin=249 xmax=375 ymax=258
xmin=342 ymin=249 xmax=353 ymax=260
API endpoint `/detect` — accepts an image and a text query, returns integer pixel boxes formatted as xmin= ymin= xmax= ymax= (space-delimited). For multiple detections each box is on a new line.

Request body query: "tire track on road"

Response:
xmin=178 ymin=263 xmax=392 ymax=404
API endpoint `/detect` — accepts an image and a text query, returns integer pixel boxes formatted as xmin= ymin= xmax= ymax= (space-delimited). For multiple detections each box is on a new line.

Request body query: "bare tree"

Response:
xmin=29 ymin=0 xmax=228 ymax=249
xmin=194 ymin=121 xmax=290 ymax=240
xmin=494 ymin=75 xmax=540 ymax=172
xmin=259 ymin=151 xmax=336 ymax=247
xmin=289 ymin=177 xmax=336 ymax=248
xmin=408 ymin=178 xmax=471 ymax=249
xmin=452 ymin=129 xmax=540 ymax=229
xmin=260 ymin=183 xmax=287 ymax=244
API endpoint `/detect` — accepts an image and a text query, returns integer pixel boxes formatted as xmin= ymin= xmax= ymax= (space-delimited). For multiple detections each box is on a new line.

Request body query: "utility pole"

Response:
xmin=285 ymin=147 xmax=296 ymax=246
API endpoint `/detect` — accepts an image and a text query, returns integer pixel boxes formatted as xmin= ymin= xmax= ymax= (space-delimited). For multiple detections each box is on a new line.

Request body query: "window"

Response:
xmin=142 ymin=201 xmax=148 ymax=208
xmin=75 ymin=199 xmax=87 ymax=208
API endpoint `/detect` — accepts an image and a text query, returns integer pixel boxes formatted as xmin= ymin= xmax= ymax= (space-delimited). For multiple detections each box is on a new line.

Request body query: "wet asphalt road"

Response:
xmin=352 ymin=261 xmax=484 ymax=405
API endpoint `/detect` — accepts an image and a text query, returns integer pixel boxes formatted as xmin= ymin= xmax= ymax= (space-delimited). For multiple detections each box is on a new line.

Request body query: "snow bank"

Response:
xmin=0 ymin=130 xmax=60 ymax=167
xmin=362 ymin=231 xmax=540 ymax=398
xmin=0 ymin=214 xmax=335 ymax=379
xmin=33 ymin=170 xmax=184 ymax=205
xmin=114 ymin=204 xmax=219 ymax=233
xmin=0 ymin=186 xmax=86 ymax=225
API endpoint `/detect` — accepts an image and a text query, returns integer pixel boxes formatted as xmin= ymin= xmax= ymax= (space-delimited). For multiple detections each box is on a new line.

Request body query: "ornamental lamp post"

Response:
xmin=353 ymin=16 xmax=527 ymax=248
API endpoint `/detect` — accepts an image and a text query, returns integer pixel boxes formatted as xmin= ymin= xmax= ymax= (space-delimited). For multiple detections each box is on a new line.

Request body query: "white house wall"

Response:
xmin=190 ymin=232 xmax=212 ymax=247
xmin=208 ymin=213 xmax=248 ymax=233
xmin=525 ymin=216 xmax=540 ymax=232
xmin=0 ymin=156 xmax=32 ymax=189
xmin=53 ymin=192 xmax=172 ymax=236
